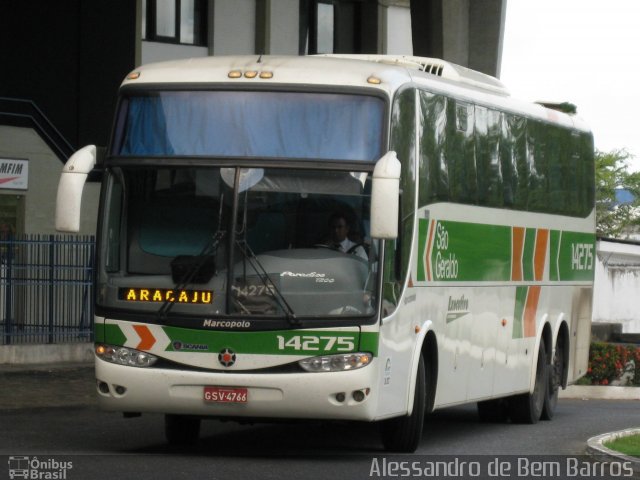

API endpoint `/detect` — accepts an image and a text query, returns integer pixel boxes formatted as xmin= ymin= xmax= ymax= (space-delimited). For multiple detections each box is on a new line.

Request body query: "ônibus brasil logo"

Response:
xmin=8 ymin=456 xmax=73 ymax=479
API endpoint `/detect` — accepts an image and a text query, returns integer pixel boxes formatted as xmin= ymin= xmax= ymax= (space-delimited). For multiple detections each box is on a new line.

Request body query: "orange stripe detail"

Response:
xmin=511 ymin=227 xmax=525 ymax=281
xmin=425 ymin=220 xmax=436 ymax=281
xmin=523 ymin=286 xmax=541 ymax=338
xmin=133 ymin=325 xmax=156 ymax=350
xmin=533 ymin=229 xmax=549 ymax=281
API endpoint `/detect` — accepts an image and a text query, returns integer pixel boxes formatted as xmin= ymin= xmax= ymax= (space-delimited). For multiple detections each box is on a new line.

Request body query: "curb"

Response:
xmin=587 ymin=428 xmax=640 ymax=472
xmin=560 ymin=385 xmax=640 ymax=400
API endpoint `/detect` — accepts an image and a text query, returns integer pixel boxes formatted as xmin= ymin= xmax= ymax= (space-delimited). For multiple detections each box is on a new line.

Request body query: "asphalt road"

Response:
xmin=0 ymin=366 xmax=638 ymax=480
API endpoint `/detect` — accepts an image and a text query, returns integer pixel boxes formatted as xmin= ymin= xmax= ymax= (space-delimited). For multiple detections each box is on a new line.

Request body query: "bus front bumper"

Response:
xmin=95 ymin=356 xmax=380 ymax=421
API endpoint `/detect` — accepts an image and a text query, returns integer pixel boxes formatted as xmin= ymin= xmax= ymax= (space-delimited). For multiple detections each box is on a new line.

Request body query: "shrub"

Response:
xmin=581 ymin=342 xmax=640 ymax=386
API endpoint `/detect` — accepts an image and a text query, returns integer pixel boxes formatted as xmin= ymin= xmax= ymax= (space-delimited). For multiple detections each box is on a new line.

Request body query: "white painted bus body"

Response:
xmin=67 ymin=56 xmax=593 ymax=434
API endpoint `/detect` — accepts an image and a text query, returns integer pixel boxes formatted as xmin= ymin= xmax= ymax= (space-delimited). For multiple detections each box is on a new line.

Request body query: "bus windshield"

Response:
xmin=98 ymin=166 xmax=378 ymax=321
xmin=113 ymin=91 xmax=384 ymax=161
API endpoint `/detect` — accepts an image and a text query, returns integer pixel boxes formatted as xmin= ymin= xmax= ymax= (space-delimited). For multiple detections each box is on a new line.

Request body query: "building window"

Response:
xmin=301 ymin=0 xmax=372 ymax=55
xmin=142 ymin=0 xmax=207 ymax=46
xmin=316 ymin=2 xmax=335 ymax=54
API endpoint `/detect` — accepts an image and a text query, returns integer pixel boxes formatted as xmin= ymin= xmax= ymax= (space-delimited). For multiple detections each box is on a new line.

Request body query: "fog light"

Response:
xmin=352 ymin=390 xmax=365 ymax=402
xmin=335 ymin=392 xmax=346 ymax=403
xmin=97 ymin=381 xmax=110 ymax=394
xmin=115 ymin=385 xmax=126 ymax=395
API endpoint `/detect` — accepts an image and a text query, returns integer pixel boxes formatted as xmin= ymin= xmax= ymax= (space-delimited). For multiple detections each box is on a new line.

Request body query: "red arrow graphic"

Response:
xmin=0 ymin=177 xmax=19 ymax=185
xmin=133 ymin=324 xmax=156 ymax=350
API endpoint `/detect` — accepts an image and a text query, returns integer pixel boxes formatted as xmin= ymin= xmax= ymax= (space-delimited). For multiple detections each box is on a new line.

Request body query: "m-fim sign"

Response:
xmin=0 ymin=158 xmax=28 ymax=190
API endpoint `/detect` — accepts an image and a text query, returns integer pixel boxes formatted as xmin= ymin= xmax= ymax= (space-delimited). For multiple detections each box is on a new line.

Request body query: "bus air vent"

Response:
xmin=316 ymin=54 xmax=510 ymax=97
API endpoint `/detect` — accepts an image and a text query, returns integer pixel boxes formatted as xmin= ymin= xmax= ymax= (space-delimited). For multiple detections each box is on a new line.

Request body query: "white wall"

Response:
xmin=266 ymin=0 xmax=298 ymax=54
xmin=212 ymin=0 xmax=256 ymax=55
xmin=0 ymin=126 xmax=99 ymax=235
xmin=141 ymin=42 xmax=208 ymax=65
xmin=379 ymin=4 xmax=412 ymax=55
xmin=593 ymin=239 xmax=640 ymax=333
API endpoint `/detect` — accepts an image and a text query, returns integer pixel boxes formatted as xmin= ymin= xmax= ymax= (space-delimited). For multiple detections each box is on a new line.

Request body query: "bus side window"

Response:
xmin=448 ymin=101 xmax=476 ymax=204
xmin=509 ymin=115 xmax=528 ymax=210
xmin=526 ymin=121 xmax=549 ymax=213
xmin=475 ymin=107 xmax=503 ymax=207
xmin=418 ymin=91 xmax=448 ymax=206
xmin=383 ymin=88 xmax=416 ymax=315
xmin=500 ymin=113 xmax=517 ymax=207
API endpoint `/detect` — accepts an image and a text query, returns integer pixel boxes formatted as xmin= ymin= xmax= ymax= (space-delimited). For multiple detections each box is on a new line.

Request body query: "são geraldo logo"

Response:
xmin=8 ymin=456 xmax=73 ymax=479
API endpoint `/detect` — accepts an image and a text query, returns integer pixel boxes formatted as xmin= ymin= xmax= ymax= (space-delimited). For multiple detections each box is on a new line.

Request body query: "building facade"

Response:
xmin=0 ymin=0 xmax=505 ymax=235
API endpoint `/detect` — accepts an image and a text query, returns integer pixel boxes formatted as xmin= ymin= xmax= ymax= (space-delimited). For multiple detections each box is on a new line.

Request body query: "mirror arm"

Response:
xmin=370 ymin=151 xmax=401 ymax=239
xmin=55 ymin=145 xmax=97 ymax=232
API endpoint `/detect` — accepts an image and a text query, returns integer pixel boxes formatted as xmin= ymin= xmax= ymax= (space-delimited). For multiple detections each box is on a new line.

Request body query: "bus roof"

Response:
xmin=122 ymin=55 xmax=591 ymax=133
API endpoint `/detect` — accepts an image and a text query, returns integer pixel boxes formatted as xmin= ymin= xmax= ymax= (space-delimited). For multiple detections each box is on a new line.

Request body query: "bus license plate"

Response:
xmin=204 ymin=386 xmax=248 ymax=403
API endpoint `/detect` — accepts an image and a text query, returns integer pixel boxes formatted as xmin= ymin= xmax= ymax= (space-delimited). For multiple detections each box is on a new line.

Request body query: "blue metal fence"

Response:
xmin=0 ymin=234 xmax=95 ymax=345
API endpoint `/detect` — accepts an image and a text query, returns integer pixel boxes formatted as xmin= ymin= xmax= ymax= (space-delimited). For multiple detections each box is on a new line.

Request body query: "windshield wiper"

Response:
xmin=156 ymin=230 xmax=225 ymax=323
xmin=234 ymin=240 xmax=300 ymax=326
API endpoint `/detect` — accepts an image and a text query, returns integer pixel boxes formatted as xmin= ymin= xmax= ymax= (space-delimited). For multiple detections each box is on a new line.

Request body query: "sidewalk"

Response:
xmin=0 ymin=362 xmax=95 ymax=410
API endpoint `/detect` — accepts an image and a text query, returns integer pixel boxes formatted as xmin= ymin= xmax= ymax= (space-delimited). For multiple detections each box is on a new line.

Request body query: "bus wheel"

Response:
xmin=477 ymin=399 xmax=509 ymax=423
xmin=541 ymin=340 xmax=563 ymax=420
xmin=379 ymin=355 xmax=425 ymax=453
xmin=508 ymin=340 xmax=547 ymax=424
xmin=165 ymin=414 xmax=201 ymax=446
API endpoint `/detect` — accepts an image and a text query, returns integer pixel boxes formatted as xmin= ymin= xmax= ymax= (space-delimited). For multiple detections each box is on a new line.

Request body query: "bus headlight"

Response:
xmin=299 ymin=353 xmax=372 ymax=372
xmin=95 ymin=344 xmax=158 ymax=368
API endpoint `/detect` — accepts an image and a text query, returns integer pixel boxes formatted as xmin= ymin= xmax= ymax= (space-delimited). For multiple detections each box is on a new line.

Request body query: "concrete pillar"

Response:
xmin=256 ymin=0 xmax=299 ymax=55
xmin=468 ymin=0 xmax=506 ymax=77
xmin=211 ymin=0 xmax=256 ymax=55
xmin=442 ymin=0 xmax=469 ymax=65
xmin=378 ymin=1 xmax=412 ymax=55
xmin=411 ymin=0 xmax=505 ymax=77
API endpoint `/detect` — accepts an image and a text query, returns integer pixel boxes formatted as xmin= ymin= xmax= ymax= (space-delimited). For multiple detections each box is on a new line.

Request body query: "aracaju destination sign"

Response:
xmin=416 ymin=218 xmax=595 ymax=283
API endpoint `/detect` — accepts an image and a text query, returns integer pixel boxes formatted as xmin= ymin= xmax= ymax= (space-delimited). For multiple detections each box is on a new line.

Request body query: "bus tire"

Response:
xmin=379 ymin=354 xmax=425 ymax=453
xmin=541 ymin=339 xmax=563 ymax=420
xmin=165 ymin=414 xmax=201 ymax=446
xmin=508 ymin=340 xmax=547 ymax=424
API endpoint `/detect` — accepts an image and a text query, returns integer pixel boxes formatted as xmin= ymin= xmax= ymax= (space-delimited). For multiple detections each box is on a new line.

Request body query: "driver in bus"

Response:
xmin=326 ymin=212 xmax=368 ymax=260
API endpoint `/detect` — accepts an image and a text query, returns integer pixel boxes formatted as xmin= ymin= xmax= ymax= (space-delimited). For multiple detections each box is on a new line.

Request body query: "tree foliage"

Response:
xmin=596 ymin=149 xmax=640 ymax=237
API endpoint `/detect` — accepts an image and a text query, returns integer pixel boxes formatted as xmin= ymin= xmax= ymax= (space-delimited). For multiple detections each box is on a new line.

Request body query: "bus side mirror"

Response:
xmin=370 ymin=151 xmax=401 ymax=239
xmin=55 ymin=145 xmax=97 ymax=232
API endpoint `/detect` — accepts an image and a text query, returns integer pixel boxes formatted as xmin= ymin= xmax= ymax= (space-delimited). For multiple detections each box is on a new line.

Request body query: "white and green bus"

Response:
xmin=56 ymin=55 xmax=595 ymax=452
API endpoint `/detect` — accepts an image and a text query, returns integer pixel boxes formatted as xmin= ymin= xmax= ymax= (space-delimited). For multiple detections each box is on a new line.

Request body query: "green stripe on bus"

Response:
xmin=429 ymin=220 xmax=511 ymax=282
xmin=549 ymin=230 xmax=562 ymax=281
xmin=513 ymin=286 xmax=527 ymax=339
xmin=104 ymin=323 xmax=126 ymax=346
xmin=101 ymin=323 xmax=378 ymax=357
xmin=417 ymin=218 xmax=428 ymax=282
xmin=419 ymin=219 xmax=595 ymax=283
xmin=359 ymin=331 xmax=379 ymax=356
xmin=553 ymin=231 xmax=596 ymax=281
xmin=522 ymin=228 xmax=536 ymax=281
xmin=162 ymin=327 xmax=371 ymax=356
